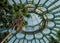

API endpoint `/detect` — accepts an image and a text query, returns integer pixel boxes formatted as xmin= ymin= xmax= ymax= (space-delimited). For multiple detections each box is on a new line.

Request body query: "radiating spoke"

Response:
xmin=34 ymin=0 xmax=41 ymax=10
xmin=42 ymin=0 xmax=48 ymax=7
xmin=49 ymin=10 xmax=60 ymax=14
xmin=12 ymin=0 xmax=16 ymax=4
xmin=46 ymin=0 xmax=59 ymax=8
xmin=48 ymin=5 xmax=60 ymax=12
xmin=19 ymin=0 xmax=22 ymax=3
xmin=32 ymin=0 xmax=34 ymax=4
xmin=26 ymin=0 xmax=28 ymax=4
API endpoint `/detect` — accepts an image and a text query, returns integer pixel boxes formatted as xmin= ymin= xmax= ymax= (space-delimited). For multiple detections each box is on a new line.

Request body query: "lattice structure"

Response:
xmin=1 ymin=0 xmax=60 ymax=43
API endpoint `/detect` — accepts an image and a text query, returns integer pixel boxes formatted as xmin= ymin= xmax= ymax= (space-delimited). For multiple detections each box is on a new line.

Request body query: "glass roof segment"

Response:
xmin=1 ymin=0 xmax=60 ymax=43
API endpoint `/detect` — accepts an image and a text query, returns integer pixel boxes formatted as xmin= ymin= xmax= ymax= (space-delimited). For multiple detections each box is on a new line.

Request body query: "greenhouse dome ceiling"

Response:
xmin=0 ymin=0 xmax=60 ymax=43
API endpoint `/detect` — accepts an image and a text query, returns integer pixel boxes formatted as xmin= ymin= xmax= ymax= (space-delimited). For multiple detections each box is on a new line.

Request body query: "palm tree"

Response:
xmin=0 ymin=0 xmax=60 ymax=43
xmin=0 ymin=0 xmax=31 ymax=42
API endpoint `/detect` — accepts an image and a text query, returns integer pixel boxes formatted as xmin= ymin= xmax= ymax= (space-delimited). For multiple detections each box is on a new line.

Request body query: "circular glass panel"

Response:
xmin=16 ymin=33 xmax=24 ymax=39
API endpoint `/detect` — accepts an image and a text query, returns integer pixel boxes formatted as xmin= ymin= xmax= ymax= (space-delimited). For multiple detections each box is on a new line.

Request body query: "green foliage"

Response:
xmin=0 ymin=0 xmax=5 ymax=4
xmin=0 ymin=0 xmax=32 ymax=30
xmin=13 ymin=4 xmax=19 ymax=12
xmin=50 ymin=36 xmax=59 ymax=43
xmin=17 ymin=3 xmax=22 ymax=9
xmin=22 ymin=7 xmax=28 ymax=13
xmin=57 ymin=30 xmax=60 ymax=40
xmin=24 ymin=14 xmax=31 ymax=18
xmin=22 ymin=20 xmax=28 ymax=26
xmin=0 ymin=32 xmax=9 ymax=42
xmin=0 ymin=0 xmax=32 ymax=42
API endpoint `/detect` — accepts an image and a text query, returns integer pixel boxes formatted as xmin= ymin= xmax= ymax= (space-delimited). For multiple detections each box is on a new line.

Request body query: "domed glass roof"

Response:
xmin=1 ymin=0 xmax=60 ymax=43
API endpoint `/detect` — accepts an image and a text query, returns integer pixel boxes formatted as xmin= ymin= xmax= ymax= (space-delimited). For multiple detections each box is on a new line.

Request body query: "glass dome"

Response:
xmin=1 ymin=0 xmax=60 ymax=43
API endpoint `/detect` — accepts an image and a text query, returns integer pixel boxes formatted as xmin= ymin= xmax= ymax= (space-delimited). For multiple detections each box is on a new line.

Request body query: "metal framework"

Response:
xmin=1 ymin=0 xmax=60 ymax=43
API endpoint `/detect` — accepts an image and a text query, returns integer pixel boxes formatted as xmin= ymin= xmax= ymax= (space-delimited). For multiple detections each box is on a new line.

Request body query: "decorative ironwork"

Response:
xmin=0 ymin=0 xmax=60 ymax=43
